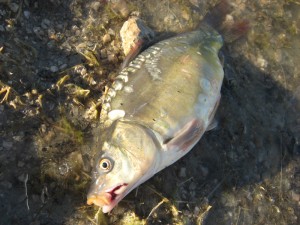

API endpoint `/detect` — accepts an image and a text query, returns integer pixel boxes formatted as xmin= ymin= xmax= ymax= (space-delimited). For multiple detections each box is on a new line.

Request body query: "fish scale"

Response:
xmin=87 ymin=25 xmax=224 ymax=213
xmin=102 ymin=27 xmax=223 ymax=139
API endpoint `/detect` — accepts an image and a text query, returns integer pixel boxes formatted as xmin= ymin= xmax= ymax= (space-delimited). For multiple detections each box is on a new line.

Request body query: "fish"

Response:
xmin=86 ymin=22 xmax=225 ymax=213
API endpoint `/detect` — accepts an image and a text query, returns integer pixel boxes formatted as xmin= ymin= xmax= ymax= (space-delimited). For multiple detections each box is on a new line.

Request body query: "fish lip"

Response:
xmin=87 ymin=183 xmax=128 ymax=213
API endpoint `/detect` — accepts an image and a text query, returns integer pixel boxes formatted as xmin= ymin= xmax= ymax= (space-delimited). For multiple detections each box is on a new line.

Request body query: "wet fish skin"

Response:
xmin=87 ymin=25 xmax=224 ymax=213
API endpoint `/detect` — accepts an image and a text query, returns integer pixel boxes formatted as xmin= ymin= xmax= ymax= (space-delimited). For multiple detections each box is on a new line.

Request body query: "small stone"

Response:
xmin=91 ymin=1 xmax=101 ymax=11
xmin=0 ymin=25 xmax=5 ymax=32
xmin=107 ymin=53 xmax=116 ymax=62
xmin=179 ymin=167 xmax=187 ymax=178
xmin=189 ymin=182 xmax=196 ymax=191
xmin=8 ymin=3 xmax=19 ymax=13
xmin=59 ymin=64 xmax=67 ymax=70
xmin=58 ymin=162 xmax=69 ymax=176
xmin=2 ymin=141 xmax=13 ymax=149
xmin=50 ymin=66 xmax=58 ymax=73
xmin=194 ymin=206 xmax=200 ymax=215
xmin=47 ymin=28 xmax=55 ymax=38
xmin=29 ymin=221 xmax=40 ymax=225
xmin=23 ymin=10 xmax=30 ymax=19
xmin=17 ymin=161 xmax=25 ymax=167
xmin=17 ymin=173 xmax=27 ymax=182
xmin=102 ymin=33 xmax=111 ymax=44
xmin=108 ymin=28 xmax=115 ymax=36
xmin=291 ymin=191 xmax=300 ymax=202
xmin=199 ymin=165 xmax=209 ymax=177
xmin=0 ymin=180 xmax=12 ymax=189
xmin=33 ymin=27 xmax=44 ymax=38
xmin=40 ymin=124 xmax=47 ymax=133
xmin=257 ymin=56 xmax=268 ymax=69
xmin=100 ymin=49 xmax=107 ymax=58
xmin=41 ymin=19 xmax=51 ymax=29
xmin=120 ymin=17 xmax=154 ymax=55
xmin=110 ymin=0 xmax=130 ymax=18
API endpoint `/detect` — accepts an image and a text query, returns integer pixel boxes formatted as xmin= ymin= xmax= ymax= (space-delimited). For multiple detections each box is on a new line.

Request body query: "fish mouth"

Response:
xmin=87 ymin=183 xmax=128 ymax=213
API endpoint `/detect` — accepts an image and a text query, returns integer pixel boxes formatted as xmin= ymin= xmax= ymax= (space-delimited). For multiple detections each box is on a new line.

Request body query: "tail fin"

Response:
xmin=203 ymin=0 xmax=231 ymax=29
xmin=202 ymin=0 xmax=250 ymax=43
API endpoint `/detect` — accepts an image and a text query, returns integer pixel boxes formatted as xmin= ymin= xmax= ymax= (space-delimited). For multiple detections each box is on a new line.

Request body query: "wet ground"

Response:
xmin=0 ymin=0 xmax=299 ymax=224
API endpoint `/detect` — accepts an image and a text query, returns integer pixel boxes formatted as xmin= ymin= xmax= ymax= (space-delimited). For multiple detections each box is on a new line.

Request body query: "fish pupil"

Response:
xmin=102 ymin=162 xmax=108 ymax=169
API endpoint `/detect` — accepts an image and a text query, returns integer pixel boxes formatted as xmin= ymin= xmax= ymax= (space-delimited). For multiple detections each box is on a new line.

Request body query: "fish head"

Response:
xmin=87 ymin=120 xmax=160 ymax=213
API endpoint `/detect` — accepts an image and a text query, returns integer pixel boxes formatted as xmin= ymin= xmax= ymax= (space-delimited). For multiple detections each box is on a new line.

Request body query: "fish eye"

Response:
xmin=99 ymin=158 xmax=113 ymax=172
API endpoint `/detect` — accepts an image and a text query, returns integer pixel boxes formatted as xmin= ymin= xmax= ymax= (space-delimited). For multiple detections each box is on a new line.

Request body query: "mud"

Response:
xmin=0 ymin=0 xmax=299 ymax=225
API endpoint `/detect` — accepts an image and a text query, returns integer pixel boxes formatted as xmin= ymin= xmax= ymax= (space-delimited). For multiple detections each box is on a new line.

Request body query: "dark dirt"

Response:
xmin=0 ymin=0 xmax=299 ymax=225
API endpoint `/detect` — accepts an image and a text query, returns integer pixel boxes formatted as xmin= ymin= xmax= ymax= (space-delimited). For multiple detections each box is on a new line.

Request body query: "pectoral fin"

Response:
xmin=164 ymin=119 xmax=205 ymax=152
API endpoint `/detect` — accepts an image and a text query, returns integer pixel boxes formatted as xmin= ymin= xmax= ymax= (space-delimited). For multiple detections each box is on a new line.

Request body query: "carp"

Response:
xmin=86 ymin=23 xmax=224 ymax=213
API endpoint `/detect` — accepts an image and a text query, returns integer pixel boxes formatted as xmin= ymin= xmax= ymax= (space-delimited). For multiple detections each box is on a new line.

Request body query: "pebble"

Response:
xmin=58 ymin=163 xmax=70 ymax=176
xmin=50 ymin=66 xmax=58 ymax=73
xmin=108 ymin=28 xmax=115 ymax=36
xmin=2 ymin=141 xmax=13 ymax=149
xmin=91 ymin=1 xmax=101 ymax=11
xmin=40 ymin=124 xmax=47 ymax=133
xmin=120 ymin=17 xmax=154 ymax=55
xmin=179 ymin=167 xmax=187 ymax=177
xmin=33 ymin=26 xmax=44 ymax=38
xmin=291 ymin=191 xmax=300 ymax=202
xmin=110 ymin=0 xmax=130 ymax=18
xmin=0 ymin=180 xmax=12 ymax=189
xmin=17 ymin=173 xmax=27 ymax=182
xmin=102 ymin=33 xmax=111 ymax=44
xmin=23 ymin=10 xmax=30 ymax=19
xmin=59 ymin=64 xmax=67 ymax=70
xmin=41 ymin=19 xmax=51 ymax=29
xmin=8 ymin=3 xmax=19 ymax=13
xmin=107 ymin=53 xmax=116 ymax=62
xmin=17 ymin=161 xmax=25 ymax=167
xmin=257 ymin=56 xmax=268 ymax=69
xmin=199 ymin=165 xmax=209 ymax=177
xmin=0 ymin=25 xmax=5 ymax=32
xmin=100 ymin=49 xmax=107 ymax=58
xmin=29 ymin=221 xmax=41 ymax=225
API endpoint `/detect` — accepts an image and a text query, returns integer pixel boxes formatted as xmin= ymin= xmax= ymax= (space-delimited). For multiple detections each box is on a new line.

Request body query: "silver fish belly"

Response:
xmin=87 ymin=25 xmax=224 ymax=213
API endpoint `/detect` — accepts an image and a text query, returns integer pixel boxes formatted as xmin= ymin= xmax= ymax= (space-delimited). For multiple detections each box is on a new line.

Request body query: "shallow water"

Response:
xmin=0 ymin=0 xmax=299 ymax=224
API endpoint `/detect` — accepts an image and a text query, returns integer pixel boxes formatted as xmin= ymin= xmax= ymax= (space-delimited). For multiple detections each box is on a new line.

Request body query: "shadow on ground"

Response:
xmin=0 ymin=0 xmax=299 ymax=225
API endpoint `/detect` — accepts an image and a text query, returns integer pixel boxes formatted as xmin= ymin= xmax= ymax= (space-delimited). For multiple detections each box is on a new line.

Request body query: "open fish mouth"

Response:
xmin=87 ymin=183 xmax=128 ymax=213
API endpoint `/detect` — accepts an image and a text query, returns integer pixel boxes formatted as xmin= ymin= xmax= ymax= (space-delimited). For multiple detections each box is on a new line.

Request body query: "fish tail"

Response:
xmin=202 ymin=0 xmax=231 ymax=29
xmin=202 ymin=0 xmax=250 ymax=43
xmin=221 ymin=20 xmax=250 ymax=43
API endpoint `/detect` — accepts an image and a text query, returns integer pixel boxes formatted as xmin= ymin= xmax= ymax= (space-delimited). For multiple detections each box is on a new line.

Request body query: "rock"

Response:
xmin=41 ymin=19 xmax=51 ymax=29
xmin=8 ymin=3 xmax=19 ymax=13
xmin=100 ymin=49 xmax=107 ymax=58
xmin=179 ymin=167 xmax=187 ymax=178
xmin=2 ymin=141 xmax=13 ymax=149
xmin=102 ymin=33 xmax=111 ymax=44
xmin=199 ymin=165 xmax=209 ymax=177
xmin=17 ymin=161 xmax=25 ymax=167
xmin=23 ymin=11 xmax=30 ymax=19
xmin=50 ymin=66 xmax=58 ymax=73
xmin=107 ymin=52 xmax=117 ymax=62
xmin=59 ymin=64 xmax=67 ymax=70
xmin=110 ymin=0 xmax=130 ymax=18
xmin=91 ymin=1 xmax=101 ymax=11
xmin=17 ymin=173 xmax=27 ymax=182
xmin=33 ymin=27 xmax=44 ymax=39
xmin=0 ymin=180 xmax=12 ymax=189
xmin=291 ymin=191 xmax=300 ymax=202
xmin=120 ymin=16 xmax=155 ymax=55
xmin=108 ymin=28 xmax=115 ymax=36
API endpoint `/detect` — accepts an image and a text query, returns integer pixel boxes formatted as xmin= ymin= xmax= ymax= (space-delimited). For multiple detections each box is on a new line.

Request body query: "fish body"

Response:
xmin=87 ymin=25 xmax=224 ymax=213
